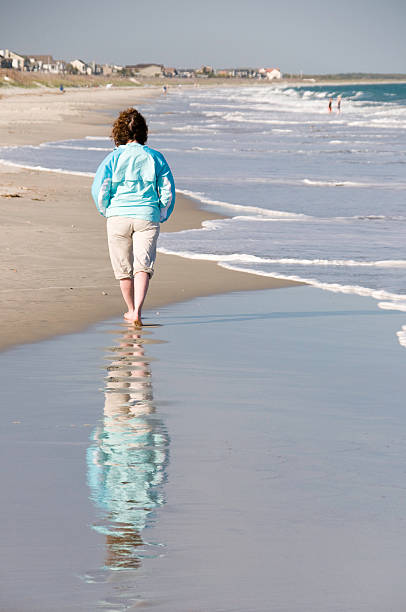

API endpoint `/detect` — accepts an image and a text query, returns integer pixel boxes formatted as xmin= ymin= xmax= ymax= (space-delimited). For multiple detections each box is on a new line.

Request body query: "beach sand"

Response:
xmin=0 ymin=85 xmax=159 ymax=146
xmin=0 ymin=86 xmax=297 ymax=353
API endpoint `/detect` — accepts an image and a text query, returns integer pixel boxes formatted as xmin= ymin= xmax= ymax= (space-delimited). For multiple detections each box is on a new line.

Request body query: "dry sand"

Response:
xmin=0 ymin=86 xmax=298 ymax=352
xmin=0 ymin=85 xmax=159 ymax=146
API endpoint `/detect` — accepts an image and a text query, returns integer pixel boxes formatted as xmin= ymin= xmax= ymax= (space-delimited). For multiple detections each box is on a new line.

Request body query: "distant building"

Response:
xmin=231 ymin=68 xmax=258 ymax=78
xmin=70 ymin=59 xmax=91 ymax=74
xmin=0 ymin=51 xmax=12 ymax=69
xmin=266 ymin=68 xmax=282 ymax=80
xmin=258 ymin=67 xmax=282 ymax=80
xmin=125 ymin=64 xmax=164 ymax=77
xmin=24 ymin=55 xmax=67 ymax=73
xmin=196 ymin=65 xmax=213 ymax=75
xmin=25 ymin=54 xmax=53 ymax=70
xmin=176 ymin=69 xmax=195 ymax=78
xmin=101 ymin=64 xmax=123 ymax=75
xmin=163 ymin=67 xmax=177 ymax=77
xmin=0 ymin=49 xmax=25 ymax=70
xmin=88 ymin=61 xmax=103 ymax=75
xmin=101 ymin=64 xmax=113 ymax=76
xmin=0 ymin=49 xmax=283 ymax=83
xmin=216 ymin=69 xmax=233 ymax=78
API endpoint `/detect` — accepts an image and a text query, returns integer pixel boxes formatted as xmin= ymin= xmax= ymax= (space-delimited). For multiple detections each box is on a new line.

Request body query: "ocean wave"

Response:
xmin=0 ymin=144 xmax=39 ymax=150
xmin=349 ymin=215 xmax=406 ymax=221
xmin=190 ymin=146 xmax=218 ymax=151
xmin=157 ymin=248 xmax=253 ymax=262
xmin=303 ymin=178 xmax=347 ymax=187
xmin=172 ymin=125 xmax=217 ymax=132
xmin=158 ymin=242 xmax=406 ymax=347
xmin=264 ymin=258 xmax=406 ymax=267
xmin=179 ymin=175 xmax=405 ymax=190
xmin=379 ymin=303 xmax=406 ymax=313
xmin=302 ymin=178 xmax=406 ymax=189
xmin=177 ymin=188 xmax=406 ymax=224
xmin=0 ymin=159 xmax=94 ymax=177
xmin=40 ymin=144 xmax=112 ymax=152
xmin=190 ymin=84 xmax=406 ymax=117
xmin=395 ymin=325 xmax=406 ymax=347
xmin=157 ymin=244 xmax=406 ymax=307
xmin=222 ymin=113 xmax=303 ymax=125
xmin=218 ymin=262 xmax=406 ymax=308
xmin=228 ymin=256 xmax=406 ymax=268
xmin=177 ymin=189 xmax=310 ymax=219
xmin=348 ymin=119 xmax=406 ymax=129
xmin=157 ymin=248 xmax=406 ymax=270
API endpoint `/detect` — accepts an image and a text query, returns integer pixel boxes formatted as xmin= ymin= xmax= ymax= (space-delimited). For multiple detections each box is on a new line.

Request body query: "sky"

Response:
xmin=1 ymin=0 xmax=405 ymax=73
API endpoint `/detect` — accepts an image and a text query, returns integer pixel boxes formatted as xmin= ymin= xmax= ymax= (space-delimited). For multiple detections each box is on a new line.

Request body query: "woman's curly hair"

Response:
xmin=111 ymin=108 xmax=148 ymax=146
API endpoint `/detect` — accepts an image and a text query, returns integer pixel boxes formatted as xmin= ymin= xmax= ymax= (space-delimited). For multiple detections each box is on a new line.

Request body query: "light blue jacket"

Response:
xmin=91 ymin=142 xmax=175 ymax=223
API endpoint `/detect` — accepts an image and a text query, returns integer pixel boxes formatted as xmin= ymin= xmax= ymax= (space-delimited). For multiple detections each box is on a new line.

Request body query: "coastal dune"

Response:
xmin=0 ymin=86 xmax=297 ymax=352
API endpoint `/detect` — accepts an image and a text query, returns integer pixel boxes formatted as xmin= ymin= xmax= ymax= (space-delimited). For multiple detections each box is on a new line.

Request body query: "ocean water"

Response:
xmin=1 ymin=82 xmax=405 ymax=325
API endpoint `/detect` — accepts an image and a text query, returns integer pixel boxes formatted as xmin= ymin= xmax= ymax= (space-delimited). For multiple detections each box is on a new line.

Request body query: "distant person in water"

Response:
xmin=91 ymin=108 xmax=175 ymax=327
xmin=337 ymin=95 xmax=342 ymax=113
xmin=328 ymin=97 xmax=333 ymax=112
xmin=162 ymin=85 xmax=167 ymax=95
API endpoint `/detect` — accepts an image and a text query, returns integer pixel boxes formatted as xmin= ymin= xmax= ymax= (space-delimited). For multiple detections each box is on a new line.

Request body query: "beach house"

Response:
xmin=195 ymin=65 xmax=214 ymax=77
xmin=258 ymin=67 xmax=282 ymax=80
xmin=0 ymin=49 xmax=25 ymax=70
xmin=24 ymin=55 xmax=67 ymax=73
xmin=176 ymin=69 xmax=195 ymax=78
xmin=70 ymin=59 xmax=91 ymax=75
xmin=163 ymin=67 xmax=177 ymax=78
xmin=216 ymin=69 xmax=234 ymax=78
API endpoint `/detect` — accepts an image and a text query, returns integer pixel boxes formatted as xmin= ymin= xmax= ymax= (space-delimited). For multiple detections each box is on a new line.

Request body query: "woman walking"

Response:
xmin=92 ymin=108 xmax=175 ymax=327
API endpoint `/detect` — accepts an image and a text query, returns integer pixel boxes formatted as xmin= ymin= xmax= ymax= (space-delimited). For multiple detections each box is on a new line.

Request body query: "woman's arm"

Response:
xmin=156 ymin=154 xmax=176 ymax=223
xmin=91 ymin=151 xmax=115 ymax=216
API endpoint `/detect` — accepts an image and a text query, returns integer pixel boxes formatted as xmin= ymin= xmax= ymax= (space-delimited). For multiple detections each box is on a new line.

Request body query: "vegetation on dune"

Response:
xmin=0 ymin=69 xmax=140 ymax=88
xmin=1 ymin=69 xmax=405 ymax=90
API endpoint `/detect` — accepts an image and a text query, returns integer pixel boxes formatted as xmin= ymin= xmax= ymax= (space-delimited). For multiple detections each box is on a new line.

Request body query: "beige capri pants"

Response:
xmin=107 ymin=217 xmax=160 ymax=280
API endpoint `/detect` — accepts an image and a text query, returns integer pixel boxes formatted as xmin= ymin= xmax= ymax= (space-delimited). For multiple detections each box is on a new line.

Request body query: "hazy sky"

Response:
xmin=1 ymin=0 xmax=405 ymax=73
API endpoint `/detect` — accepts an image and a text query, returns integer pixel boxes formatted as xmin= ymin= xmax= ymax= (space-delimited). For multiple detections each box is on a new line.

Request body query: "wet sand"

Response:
xmin=0 ymin=287 xmax=405 ymax=611
xmin=0 ymin=87 xmax=297 ymax=353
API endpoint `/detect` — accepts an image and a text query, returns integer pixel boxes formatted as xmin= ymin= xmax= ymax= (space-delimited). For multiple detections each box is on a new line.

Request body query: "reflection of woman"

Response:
xmin=87 ymin=328 xmax=169 ymax=570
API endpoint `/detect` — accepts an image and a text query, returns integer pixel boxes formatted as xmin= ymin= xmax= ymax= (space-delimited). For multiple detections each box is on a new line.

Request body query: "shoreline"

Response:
xmin=1 ymin=76 xmax=405 ymax=95
xmin=0 ymin=86 xmax=299 ymax=353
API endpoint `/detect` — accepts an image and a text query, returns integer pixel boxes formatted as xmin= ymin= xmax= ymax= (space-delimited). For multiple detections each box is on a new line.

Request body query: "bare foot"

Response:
xmin=123 ymin=311 xmax=143 ymax=327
